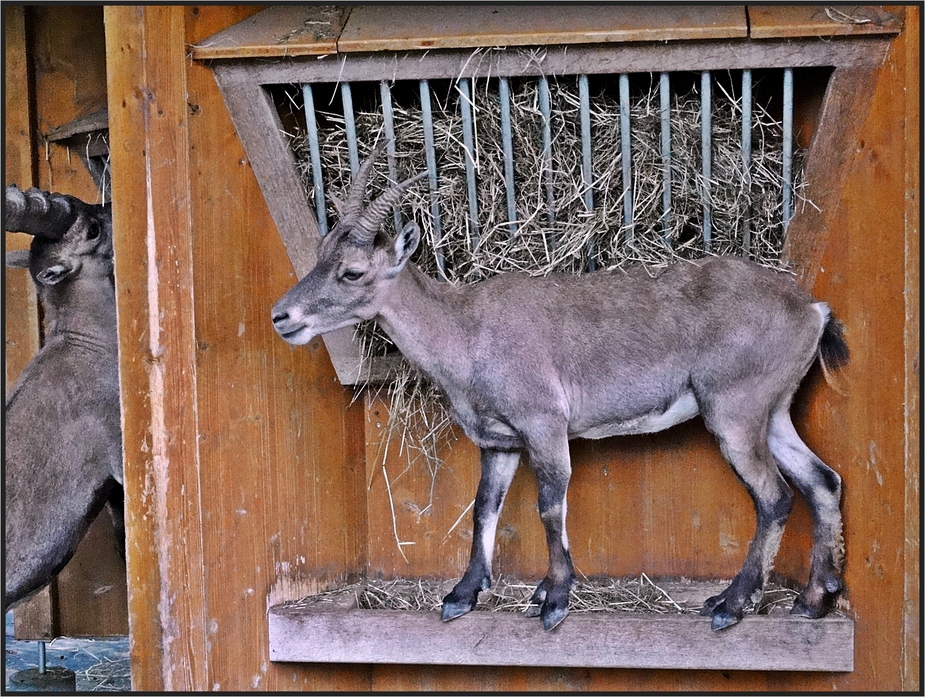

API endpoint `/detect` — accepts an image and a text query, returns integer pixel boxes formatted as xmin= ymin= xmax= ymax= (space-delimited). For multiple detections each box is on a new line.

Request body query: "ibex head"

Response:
xmin=5 ymin=185 xmax=113 ymax=287
xmin=272 ymin=142 xmax=425 ymax=345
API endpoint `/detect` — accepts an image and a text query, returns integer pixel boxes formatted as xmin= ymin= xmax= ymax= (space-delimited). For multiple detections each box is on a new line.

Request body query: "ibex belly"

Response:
xmin=571 ymin=390 xmax=699 ymax=439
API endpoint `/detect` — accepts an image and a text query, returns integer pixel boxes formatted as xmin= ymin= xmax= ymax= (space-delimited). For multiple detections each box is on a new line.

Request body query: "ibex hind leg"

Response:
xmin=698 ymin=396 xmax=794 ymax=630
xmin=768 ymin=407 xmax=844 ymax=618
xmin=442 ymin=449 xmax=520 ymax=622
xmin=524 ymin=433 xmax=574 ymax=631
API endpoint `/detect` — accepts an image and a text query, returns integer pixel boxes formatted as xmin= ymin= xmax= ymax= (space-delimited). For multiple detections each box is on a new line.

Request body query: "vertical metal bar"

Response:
xmin=380 ymin=80 xmax=402 ymax=234
xmin=499 ymin=76 xmax=517 ymax=236
xmin=420 ymin=79 xmax=445 ymax=275
xmin=579 ymin=74 xmax=595 ymax=269
xmin=619 ymin=72 xmax=633 ymax=237
xmin=38 ymin=641 xmax=47 ymax=674
xmin=538 ymin=76 xmax=556 ymax=231
xmin=782 ymin=67 xmax=794 ymax=232
xmin=741 ymin=69 xmax=753 ymax=255
xmin=700 ymin=70 xmax=712 ymax=252
xmin=341 ymin=82 xmax=359 ymax=177
xmin=302 ymin=83 xmax=328 ymax=235
xmin=659 ymin=71 xmax=672 ymax=247
xmin=458 ymin=78 xmax=480 ymax=247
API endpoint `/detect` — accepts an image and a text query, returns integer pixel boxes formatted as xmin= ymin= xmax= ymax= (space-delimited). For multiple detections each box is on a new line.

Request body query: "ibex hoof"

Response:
xmin=541 ymin=605 xmax=569 ymax=631
xmin=441 ymin=598 xmax=474 ymax=622
xmin=709 ymin=605 xmax=742 ymax=631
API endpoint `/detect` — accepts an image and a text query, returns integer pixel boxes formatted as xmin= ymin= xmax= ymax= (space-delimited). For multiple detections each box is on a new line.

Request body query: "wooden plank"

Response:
xmin=190 ymin=5 xmax=348 ymax=59
xmin=749 ymin=5 xmax=903 ymax=39
xmin=900 ymin=8 xmax=920 ymax=691
xmin=783 ymin=66 xmax=882 ymax=287
xmin=338 ymin=5 xmax=746 ymax=53
xmin=269 ymin=603 xmax=854 ymax=671
xmin=210 ymin=35 xmax=890 ymax=85
xmin=104 ymin=5 xmax=208 ymax=690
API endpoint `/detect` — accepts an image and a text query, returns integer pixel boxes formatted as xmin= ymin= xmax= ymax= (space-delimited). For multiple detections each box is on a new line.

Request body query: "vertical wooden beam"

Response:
xmin=901 ymin=8 xmax=920 ymax=690
xmin=105 ymin=5 xmax=208 ymax=691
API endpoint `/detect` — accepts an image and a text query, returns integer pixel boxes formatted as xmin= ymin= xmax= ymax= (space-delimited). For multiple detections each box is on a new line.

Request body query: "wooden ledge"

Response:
xmin=269 ymin=580 xmax=854 ymax=671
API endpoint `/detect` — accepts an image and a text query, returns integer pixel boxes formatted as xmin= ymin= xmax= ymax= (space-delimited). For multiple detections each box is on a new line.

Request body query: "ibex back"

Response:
xmin=272 ymin=143 xmax=849 ymax=631
xmin=4 ymin=185 xmax=123 ymax=611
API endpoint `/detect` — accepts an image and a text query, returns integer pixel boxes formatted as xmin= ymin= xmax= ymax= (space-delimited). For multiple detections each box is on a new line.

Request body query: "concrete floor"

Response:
xmin=4 ymin=612 xmax=130 ymax=692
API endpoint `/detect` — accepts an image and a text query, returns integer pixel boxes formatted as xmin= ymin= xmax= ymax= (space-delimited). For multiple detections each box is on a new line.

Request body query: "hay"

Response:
xmin=286 ymin=575 xmax=802 ymax=617
xmin=288 ymin=67 xmax=809 ymax=500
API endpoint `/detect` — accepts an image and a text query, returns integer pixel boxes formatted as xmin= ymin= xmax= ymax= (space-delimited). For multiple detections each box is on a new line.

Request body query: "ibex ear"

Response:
xmin=5 ymin=250 xmax=31 ymax=269
xmin=36 ymin=263 xmax=72 ymax=286
xmin=386 ymin=221 xmax=420 ymax=277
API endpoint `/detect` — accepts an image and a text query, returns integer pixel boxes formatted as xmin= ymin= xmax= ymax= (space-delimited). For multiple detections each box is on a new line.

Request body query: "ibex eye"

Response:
xmin=341 ymin=269 xmax=364 ymax=282
xmin=86 ymin=222 xmax=101 ymax=241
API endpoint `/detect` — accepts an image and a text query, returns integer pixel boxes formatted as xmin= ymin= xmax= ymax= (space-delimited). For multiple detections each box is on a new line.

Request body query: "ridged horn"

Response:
xmin=349 ymin=171 xmax=428 ymax=245
xmin=5 ymin=185 xmax=77 ymax=240
xmin=341 ymin=139 xmax=389 ymax=222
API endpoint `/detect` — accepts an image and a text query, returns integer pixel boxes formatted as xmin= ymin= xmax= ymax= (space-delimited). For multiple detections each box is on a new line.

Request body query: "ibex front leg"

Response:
xmin=442 ymin=449 xmax=520 ymax=622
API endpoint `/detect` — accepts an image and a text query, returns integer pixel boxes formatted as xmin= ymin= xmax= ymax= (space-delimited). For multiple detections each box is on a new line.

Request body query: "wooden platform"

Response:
xmin=268 ymin=581 xmax=854 ymax=672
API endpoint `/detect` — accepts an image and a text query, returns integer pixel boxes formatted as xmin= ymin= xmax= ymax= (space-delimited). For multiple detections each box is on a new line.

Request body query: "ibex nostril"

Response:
xmin=272 ymin=311 xmax=289 ymax=325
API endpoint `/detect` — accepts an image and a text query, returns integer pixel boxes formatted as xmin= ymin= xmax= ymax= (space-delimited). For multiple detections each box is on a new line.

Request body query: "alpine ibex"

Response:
xmin=4 ymin=184 xmax=123 ymax=611
xmin=271 ymin=142 xmax=849 ymax=631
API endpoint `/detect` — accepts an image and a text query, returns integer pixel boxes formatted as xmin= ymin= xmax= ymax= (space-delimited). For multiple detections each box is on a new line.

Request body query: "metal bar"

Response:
xmin=741 ymin=69 xmax=753 ymax=254
xmin=782 ymin=67 xmax=794 ymax=232
xmin=579 ymin=74 xmax=595 ymax=269
xmin=619 ymin=72 xmax=633 ymax=236
xmin=380 ymin=80 xmax=402 ymax=233
xmin=499 ymin=76 xmax=517 ymax=236
xmin=38 ymin=641 xmax=46 ymax=674
xmin=458 ymin=78 xmax=480 ymax=247
xmin=420 ymin=79 xmax=445 ymax=275
xmin=301 ymin=83 xmax=328 ymax=235
xmin=341 ymin=82 xmax=359 ymax=176
xmin=659 ymin=71 xmax=672 ymax=247
xmin=700 ymin=70 xmax=712 ymax=252
xmin=538 ymin=76 xmax=555 ymax=230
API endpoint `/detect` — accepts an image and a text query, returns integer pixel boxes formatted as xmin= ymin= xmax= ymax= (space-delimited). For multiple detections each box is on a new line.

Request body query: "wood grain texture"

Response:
xmin=900 ymin=10 xmax=920 ymax=690
xmin=748 ymin=5 xmax=903 ymax=39
xmin=338 ymin=4 xmax=746 ymax=53
xmin=105 ymin=5 xmax=208 ymax=690
xmin=269 ymin=602 xmax=853 ymax=671
xmin=190 ymin=5 xmax=348 ymax=59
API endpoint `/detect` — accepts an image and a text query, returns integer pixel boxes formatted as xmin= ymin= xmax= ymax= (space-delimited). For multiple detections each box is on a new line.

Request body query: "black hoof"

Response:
xmin=790 ymin=596 xmax=828 ymax=619
xmin=710 ymin=606 xmax=743 ymax=631
xmin=441 ymin=597 xmax=474 ymax=622
xmin=541 ymin=604 xmax=569 ymax=631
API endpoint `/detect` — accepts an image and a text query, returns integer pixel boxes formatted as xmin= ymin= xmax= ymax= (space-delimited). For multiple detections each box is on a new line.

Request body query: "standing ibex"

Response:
xmin=4 ymin=184 xmax=123 ymax=611
xmin=272 ymin=143 xmax=849 ymax=632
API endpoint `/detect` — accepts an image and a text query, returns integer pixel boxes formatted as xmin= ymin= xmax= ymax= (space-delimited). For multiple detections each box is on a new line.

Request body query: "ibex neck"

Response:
xmin=376 ymin=264 xmax=469 ymax=380
xmin=42 ymin=276 xmax=118 ymax=354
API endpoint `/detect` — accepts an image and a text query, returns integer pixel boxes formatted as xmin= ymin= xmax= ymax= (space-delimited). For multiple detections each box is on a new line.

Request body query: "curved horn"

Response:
xmin=349 ymin=171 xmax=428 ymax=245
xmin=341 ymin=139 xmax=389 ymax=221
xmin=5 ymin=185 xmax=77 ymax=240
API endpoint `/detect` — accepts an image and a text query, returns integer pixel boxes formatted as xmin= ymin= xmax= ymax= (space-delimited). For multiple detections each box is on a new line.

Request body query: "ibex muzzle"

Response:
xmin=272 ymin=144 xmax=849 ymax=632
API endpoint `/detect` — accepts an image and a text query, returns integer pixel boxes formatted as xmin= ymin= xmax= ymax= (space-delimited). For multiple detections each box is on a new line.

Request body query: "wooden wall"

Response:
xmin=18 ymin=3 xmax=907 ymax=691
xmin=4 ymin=5 xmax=128 ymax=639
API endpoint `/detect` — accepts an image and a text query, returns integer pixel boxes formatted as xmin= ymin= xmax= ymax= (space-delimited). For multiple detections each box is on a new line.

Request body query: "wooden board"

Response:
xmin=190 ymin=5 xmax=349 ymax=59
xmin=337 ymin=5 xmax=746 ymax=53
xmin=749 ymin=5 xmax=903 ymax=39
xmin=269 ymin=601 xmax=854 ymax=672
